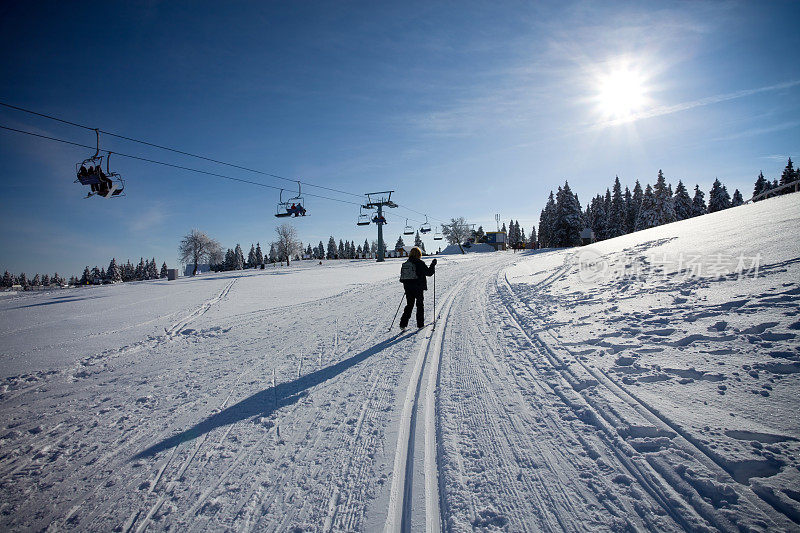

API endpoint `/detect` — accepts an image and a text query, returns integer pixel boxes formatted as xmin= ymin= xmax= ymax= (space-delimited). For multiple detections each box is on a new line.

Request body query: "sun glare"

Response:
xmin=595 ymin=66 xmax=649 ymax=122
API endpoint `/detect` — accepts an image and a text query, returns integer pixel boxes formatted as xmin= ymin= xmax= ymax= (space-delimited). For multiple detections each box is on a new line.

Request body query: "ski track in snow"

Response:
xmin=1 ymin=195 xmax=800 ymax=532
xmin=499 ymin=270 xmax=798 ymax=531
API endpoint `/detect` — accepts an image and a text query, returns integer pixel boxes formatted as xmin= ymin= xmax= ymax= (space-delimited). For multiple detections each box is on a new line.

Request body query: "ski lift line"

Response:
xmin=1 ymin=102 xmax=449 ymax=221
xmin=0 ymin=101 xmax=363 ymax=200
xmin=0 ymin=124 xmax=362 ymax=206
xmin=0 ymin=117 xmax=443 ymax=225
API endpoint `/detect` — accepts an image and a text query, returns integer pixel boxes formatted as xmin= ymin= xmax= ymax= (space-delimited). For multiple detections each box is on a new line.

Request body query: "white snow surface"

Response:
xmin=1 ymin=194 xmax=799 ymax=531
xmin=440 ymin=242 xmax=496 ymax=254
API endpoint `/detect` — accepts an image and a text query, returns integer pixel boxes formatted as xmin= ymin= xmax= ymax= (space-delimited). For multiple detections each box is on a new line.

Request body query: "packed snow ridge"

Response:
xmin=0 ymin=194 xmax=798 ymax=531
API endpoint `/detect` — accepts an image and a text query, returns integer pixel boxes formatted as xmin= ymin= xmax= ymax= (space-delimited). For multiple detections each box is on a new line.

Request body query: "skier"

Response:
xmin=398 ymin=247 xmax=436 ymax=329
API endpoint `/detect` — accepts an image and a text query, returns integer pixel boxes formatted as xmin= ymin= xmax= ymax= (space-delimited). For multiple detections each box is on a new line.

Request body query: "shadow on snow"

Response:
xmin=132 ymin=330 xmax=416 ymax=460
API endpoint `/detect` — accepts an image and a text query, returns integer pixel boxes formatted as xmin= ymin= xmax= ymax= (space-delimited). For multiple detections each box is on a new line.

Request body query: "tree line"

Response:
xmin=535 ymin=158 xmax=797 ymax=248
xmin=2 ymin=257 xmax=168 ymax=290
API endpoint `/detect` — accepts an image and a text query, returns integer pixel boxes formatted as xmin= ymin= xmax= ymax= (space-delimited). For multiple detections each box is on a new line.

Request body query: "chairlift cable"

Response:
xmin=0 ymin=101 xmax=363 ymax=200
xmin=0 ymin=105 xmax=445 ymax=225
xmin=0 ymin=124 xmax=363 ymax=206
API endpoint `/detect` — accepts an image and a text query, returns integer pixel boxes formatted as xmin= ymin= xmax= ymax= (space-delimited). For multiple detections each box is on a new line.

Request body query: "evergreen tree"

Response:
xmin=779 ymin=157 xmax=797 ymax=193
xmin=589 ymin=194 xmax=608 ymax=241
xmin=32 ymin=273 xmax=41 ymax=287
xmin=708 ymin=179 xmax=731 ymax=212
xmin=506 ymin=221 xmax=515 ymax=247
xmin=608 ymin=176 xmax=625 ymax=238
xmin=553 ymin=181 xmax=583 ymax=247
xmin=501 ymin=222 xmax=507 ymax=234
xmin=149 ymin=258 xmax=159 ymax=279
xmin=136 ymin=258 xmax=146 ymax=280
xmin=363 ymin=239 xmax=370 ymax=258
xmin=123 ymin=260 xmax=133 ymax=282
xmin=753 ymin=171 xmax=767 ymax=201
xmin=327 ymin=237 xmax=337 ymax=259
xmin=414 ymin=231 xmax=425 ymax=253
xmin=630 ymin=180 xmax=643 ymax=231
xmin=635 ymin=185 xmax=659 ymax=230
xmin=18 ymin=273 xmax=28 ymax=289
xmin=91 ymin=266 xmax=102 ymax=284
xmin=653 ymin=170 xmax=676 ymax=225
xmin=42 ymin=274 xmax=50 ymax=287
xmin=691 ymin=185 xmax=707 ymax=217
xmin=528 ymin=224 xmax=537 ymax=248
xmin=371 ymin=241 xmax=378 ymax=256
xmin=160 ymin=262 xmax=168 ymax=278
xmin=234 ymin=244 xmax=245 ymax=270
xmin=256 ymin=242 xmax=266 ymax=266
xmin=269 ymin=243 xmax=278 ymax=263
xmin=731 ymin=189 xmax=744 ymax=207
xmin=338 ymin=239 xmax=345 ymax=258
xmin=68 ymin=275 xmax=77 ymax=286
xmin=356 ymin=244 xmax=363 ymax=256
xmin=107 ymin=258 xmax=121 ymax=282
xmin=223 ymin=249 xmax=234 ymax=270
xmin=3 ymin=270 xmax=13 ymax=287
xmin=395 ymin=235 xmax=405 ymax=250
xmin=305 ymin=244 xmax=313 ymax=258
xmin=475 ymin=225 xmax=485 ymax=243
xmin=624 ymin=186 xmax=635 ymax=233
xmin=247 ymin=244 xmax=256 ymax=268
xmin=80 ymin=267 xmax=91 ymax=285
xmin=673 ymin=181 xmax=693 ymax=221
xmin=538 ymin=191 xmax=556 ymax=248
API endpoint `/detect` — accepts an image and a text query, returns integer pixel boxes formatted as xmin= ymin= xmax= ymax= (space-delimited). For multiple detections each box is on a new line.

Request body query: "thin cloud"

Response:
xmin=594 ymin=80 xmax=800 ymax=128
xmin=130 ymin=202 xmax=169 ymax=232
xmin=710 ymin=120 xmax=800 ymax=142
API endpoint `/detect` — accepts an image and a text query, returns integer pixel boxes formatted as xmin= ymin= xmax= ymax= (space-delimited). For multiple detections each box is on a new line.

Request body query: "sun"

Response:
xmin=595 ymin=66 xmax=649 ymax=122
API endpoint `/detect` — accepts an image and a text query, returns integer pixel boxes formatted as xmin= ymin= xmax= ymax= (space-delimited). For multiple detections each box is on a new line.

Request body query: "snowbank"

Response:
xmin=439 ymin=242 xmax=496 ymax=254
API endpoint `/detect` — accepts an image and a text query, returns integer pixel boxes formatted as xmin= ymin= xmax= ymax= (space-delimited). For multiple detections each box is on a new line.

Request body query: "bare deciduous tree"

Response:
xmin=178 ymin=229 xmax=222 ymax=275
xmin=441 ymin=217 xmax=471 ymax=254
xmin=274 ymin=223 xmax=301 ymax=266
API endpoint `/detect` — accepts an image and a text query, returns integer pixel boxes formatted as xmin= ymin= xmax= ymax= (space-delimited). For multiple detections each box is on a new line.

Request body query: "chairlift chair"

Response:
xmin=419 ymin=215 xmax=432 ymax=234
xmin=74 ymin=128 xmax=104 ymax=190
xmin=433 ymin=226 xmax=443 ymax=240
xmin=357 ymin=207 xmax=371 ymax=226
xmin=275 ymin=182 xmax=307 ymax=218
xmin=403 ymin=219 xmax=414 ymax=236
xmin=97 ymin=152 xmax=125 ymax=197
xmin=275 ymin=189 xmax=292 ymax=217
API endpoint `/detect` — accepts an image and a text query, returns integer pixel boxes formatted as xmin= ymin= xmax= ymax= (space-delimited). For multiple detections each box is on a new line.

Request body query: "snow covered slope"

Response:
xmin=0 ymin=194 xmax=798 ymax=531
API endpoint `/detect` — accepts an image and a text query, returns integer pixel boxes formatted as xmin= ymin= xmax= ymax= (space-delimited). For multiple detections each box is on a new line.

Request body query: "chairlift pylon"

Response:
xmin=403 ymin=218 xmax=414 ymax=236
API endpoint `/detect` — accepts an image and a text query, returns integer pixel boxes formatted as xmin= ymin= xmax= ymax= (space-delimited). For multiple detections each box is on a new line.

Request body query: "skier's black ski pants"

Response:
xmin=399 ymin=286 xmax=424 ymax=328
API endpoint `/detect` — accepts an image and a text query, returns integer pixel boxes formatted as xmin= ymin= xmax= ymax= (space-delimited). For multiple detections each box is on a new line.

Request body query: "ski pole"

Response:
xmin=388 ymin=292 xmax=405 ymax=332
xmin=432 ymin=270 xmax=436 ymax=330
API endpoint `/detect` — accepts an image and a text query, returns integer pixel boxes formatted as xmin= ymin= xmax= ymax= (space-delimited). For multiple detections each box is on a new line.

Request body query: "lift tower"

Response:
xmin=363 ymin=191 xmax=398 ymax=262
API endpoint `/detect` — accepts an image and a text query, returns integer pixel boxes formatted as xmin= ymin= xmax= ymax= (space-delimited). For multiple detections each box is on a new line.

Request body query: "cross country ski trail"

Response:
xmin=2 ymin=195 xmax=799 ymax=532
xmin=498 ymin=264 xmax=798 ymax=531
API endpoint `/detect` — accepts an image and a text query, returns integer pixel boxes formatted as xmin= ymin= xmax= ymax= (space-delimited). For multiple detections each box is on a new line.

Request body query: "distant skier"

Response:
xmin=398 ymin=247 xmax=436 ymax=329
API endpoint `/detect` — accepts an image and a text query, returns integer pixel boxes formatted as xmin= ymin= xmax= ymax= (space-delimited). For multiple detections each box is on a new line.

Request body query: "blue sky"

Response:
xmin=1 ymin=1 xmax=798 ymax=277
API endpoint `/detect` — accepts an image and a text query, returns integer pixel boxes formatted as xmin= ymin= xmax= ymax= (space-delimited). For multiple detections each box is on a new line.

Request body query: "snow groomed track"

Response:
xmin=1 ymin=195 xmax=799 ymax=531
